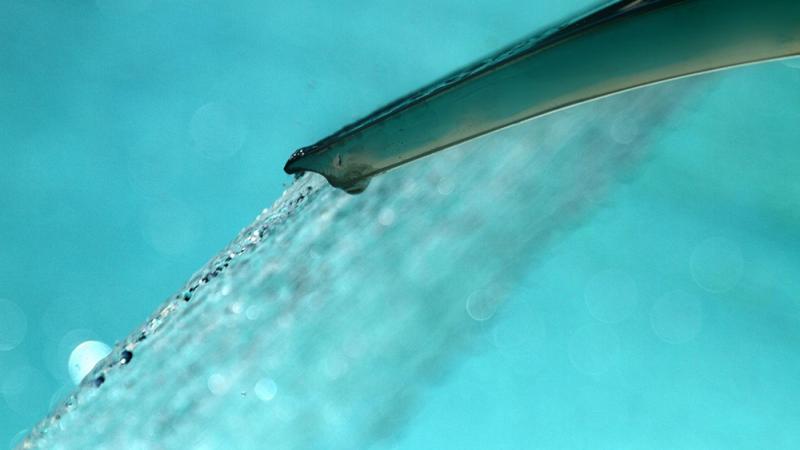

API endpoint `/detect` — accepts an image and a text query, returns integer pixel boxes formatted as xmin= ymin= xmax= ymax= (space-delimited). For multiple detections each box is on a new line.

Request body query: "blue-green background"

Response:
xmin=1 ymin=0 xmax=799 ymax=448
xmin=0 ymin=0 xmax=593 ymax=442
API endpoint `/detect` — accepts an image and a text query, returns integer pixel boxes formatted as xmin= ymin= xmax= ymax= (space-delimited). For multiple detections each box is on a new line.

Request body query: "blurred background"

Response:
xmin=0 ymin=0 xmax=596 ymax=445
xmin=2 ymin=0 xmax=800 ymax=448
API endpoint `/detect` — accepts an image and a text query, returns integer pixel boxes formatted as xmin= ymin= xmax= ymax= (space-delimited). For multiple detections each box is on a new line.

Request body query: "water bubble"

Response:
xmin=650 ymin=290 xmax=704 ymax=344
xmin=254 ymin=378 xmax=277 ymax=402
xmin=465 ymin=288 xmax=503 ymax=321
xmin=568 ymin=324 xmax=620 ymax=376
xmin=690 ymin=237 xmax=743 ymax=293
xmin=190 ymin=102 xmax=247 ymax=161
xmin=584 ymin=269 xmax=638 ymax=324
xmin=68 ymin=341 xmax=112 ymax=385
xmin=0 ymin=298 xmax=27 ymax=351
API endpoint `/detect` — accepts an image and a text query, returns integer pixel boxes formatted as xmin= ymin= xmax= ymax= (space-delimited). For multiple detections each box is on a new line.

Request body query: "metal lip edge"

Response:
xmin=283 ymin=0 xmax=686 ymax=174
xmin=318 ymin=52 xmax=800 ymax=192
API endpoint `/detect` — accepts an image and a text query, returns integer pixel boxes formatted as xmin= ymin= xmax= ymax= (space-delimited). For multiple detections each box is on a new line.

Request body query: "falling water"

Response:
xmin=20 ymin=78 xmax=698 ymax=449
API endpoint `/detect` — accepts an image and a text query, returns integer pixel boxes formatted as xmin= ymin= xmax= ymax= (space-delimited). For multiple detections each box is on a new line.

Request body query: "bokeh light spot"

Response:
xmin=207 ymin=373 xmax=230 ymax=396
xmin=190 ymin=102 xmax=247 ymax=161
xmin=650 ymin=290 xmax=704 ymax=344
xmin=0 ymin=298 xmax=27 ymax=351
xmin=491 ymin=305 xmax=547 ymax=371
xmin=2 ymin=365 xmax=50 ymax=418
xmin=568 ymin=324 xmax=620 ymax=376
xmin=584 ymin=269 xmax=638 ymax=323
xmin=690 ymin=237 xmax=743 ymax=293
xmin=378 ymin=208 xmax=396 ymax=227
xmin=141 ymin=198 xmax=202 ymax=257
xmin=254 ymin=377 xmax=278 ymax=402
xmin=466 ymin=288 xmax=503 ymax=321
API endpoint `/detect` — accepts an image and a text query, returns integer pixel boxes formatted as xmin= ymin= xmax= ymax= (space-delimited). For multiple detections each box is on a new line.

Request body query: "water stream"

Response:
xmin=18 ymin=76 xmax=701 ymax=449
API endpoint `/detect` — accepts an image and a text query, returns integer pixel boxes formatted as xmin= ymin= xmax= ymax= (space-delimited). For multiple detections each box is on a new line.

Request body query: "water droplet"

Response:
xmin=650 ymin=290 xmax=703 ymax=344
xmin=68 ymin=341 xmax=112 ymax=385
xmin=690 ymin=237 xmax=743 ymax=293
xmin=465 ymin=288 xmax=503 ymax=321
xmin=45 ymin=329 xmax=98 ymax=382
xmin=0 ymin=298 xmax=27 ymax=351
xmin=190 ymin=102 xmax=247 ymax=161
xmin=584 ymin=269 xmax=638 ymax=323
xmin=254 ymin=378 xmax=277 ymax=402
xmin=568 ymin=324 xmax=620 ymax=376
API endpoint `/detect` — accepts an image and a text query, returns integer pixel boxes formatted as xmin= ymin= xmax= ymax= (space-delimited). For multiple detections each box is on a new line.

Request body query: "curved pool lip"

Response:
xmin=284 ymin=0 xmax=800 ymax=193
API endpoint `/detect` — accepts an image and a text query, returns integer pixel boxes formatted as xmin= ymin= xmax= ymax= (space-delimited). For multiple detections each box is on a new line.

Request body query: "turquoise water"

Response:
xmin=0 ymin=0 xmax=594 ymax=444
xmin=2 ymin=1 xmax=800 ymax=449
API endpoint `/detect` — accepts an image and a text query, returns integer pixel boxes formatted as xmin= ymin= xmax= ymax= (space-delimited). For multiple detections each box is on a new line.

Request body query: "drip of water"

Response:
xmin=19 ymin=78 xmax=698 ymax=450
